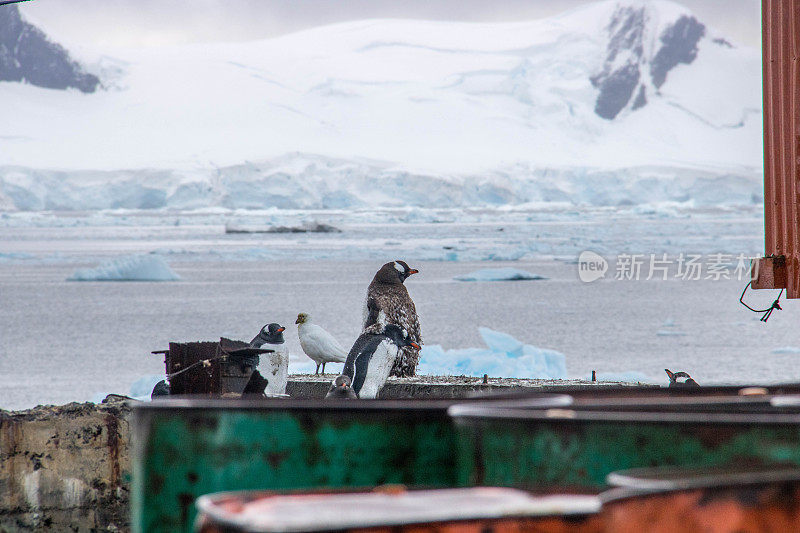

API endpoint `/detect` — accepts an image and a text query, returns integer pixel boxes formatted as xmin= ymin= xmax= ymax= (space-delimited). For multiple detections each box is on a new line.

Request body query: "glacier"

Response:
xmin=0 ymin=0 xmax=763 ymax=213
xmin=68 ymin=254 xmax=181 ymax=281
xmin=417 ymin=327 xmax=567 ymax=379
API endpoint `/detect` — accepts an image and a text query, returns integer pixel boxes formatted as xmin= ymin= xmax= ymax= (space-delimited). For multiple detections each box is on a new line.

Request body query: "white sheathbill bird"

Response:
xmin=296 ymin=312 xmax=347 ymax=375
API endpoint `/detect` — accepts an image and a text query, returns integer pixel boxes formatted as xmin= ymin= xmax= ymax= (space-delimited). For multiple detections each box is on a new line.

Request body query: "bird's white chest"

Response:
xmin=358 ymin=340 xmax=400 ymax=399
xmin=260 ymin=345 xmax=288 ymax=394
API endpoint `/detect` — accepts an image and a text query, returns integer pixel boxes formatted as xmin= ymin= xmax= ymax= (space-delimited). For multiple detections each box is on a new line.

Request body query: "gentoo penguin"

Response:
xmin=250 ymin=323 xmax=289 ymax=395
xmin=343 ymin=324 xmax=421 ymax=399
xmin=296 ymin=312 xmax=347 ymax=375
xmin=363 ymin=261 xmax=422 ymax=377
xmin=665 ymin=368 xmax=700 ymax=388
xmin=325 ymin=375 xmax=358 ymax=399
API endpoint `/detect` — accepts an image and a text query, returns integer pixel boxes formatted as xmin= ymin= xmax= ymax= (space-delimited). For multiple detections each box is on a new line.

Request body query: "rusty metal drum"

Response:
xmin=194 ymin=487 xmax=603 ymax=533
xmin=601 ymin=465 xmax=800 ymax=532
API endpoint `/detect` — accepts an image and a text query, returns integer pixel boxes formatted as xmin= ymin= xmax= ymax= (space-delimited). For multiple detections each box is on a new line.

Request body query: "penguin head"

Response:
xmin=375 ymin=261 xmax=419 ymax=285
xmin=258 ymin=323 xmax=286 ymax=344
xmin=665 ymin=368 xmax=698 ymax=386
xmin=333 ymin=375 xmax=352 ymax=389
xmin=383 ymin=324 xmax=421 ymax=350
xmin=295 ymin=313 xmax=310 ymax=325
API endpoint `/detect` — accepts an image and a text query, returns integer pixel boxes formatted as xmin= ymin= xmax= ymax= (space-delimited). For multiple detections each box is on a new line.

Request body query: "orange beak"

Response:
xmin=410 ymin=342 xmax=421 ymax=350
xmin=408 ymin=269 xmax=419 ymax=275
xmin=277 ymin=327 xmax=285 ymax=333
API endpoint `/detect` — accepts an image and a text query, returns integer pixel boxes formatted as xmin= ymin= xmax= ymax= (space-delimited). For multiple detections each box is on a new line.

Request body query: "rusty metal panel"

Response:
xmin=602 ymin=465 xmax=800 ymax=532
xmin=167 ymin=341 xmax=220 ymax=395
xmin=762 ymin=0 xmax=800 ymax=298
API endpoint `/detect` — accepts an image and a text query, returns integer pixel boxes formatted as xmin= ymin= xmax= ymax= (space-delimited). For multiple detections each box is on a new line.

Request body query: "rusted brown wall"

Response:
xmin=0 ymin=398 xmax=131 ymax=532
xmin=762 ymin=0 xmax=800 ymax=298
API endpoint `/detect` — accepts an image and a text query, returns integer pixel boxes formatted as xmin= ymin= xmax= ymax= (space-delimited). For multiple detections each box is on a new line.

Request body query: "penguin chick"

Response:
xmin=665 ymin=368 xmax=700 ymax=388
xmin=326 ymin=374 xmax=358 ymax=399
xmin=344 ymin=324 xmax=421 ymax=399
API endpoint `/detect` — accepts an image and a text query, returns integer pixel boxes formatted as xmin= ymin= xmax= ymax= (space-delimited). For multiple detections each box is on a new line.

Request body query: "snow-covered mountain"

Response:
xmin=0 ymin=0 xmax=762 ymax=211
xmin=0 ymin=4 xmax=99 ymax=92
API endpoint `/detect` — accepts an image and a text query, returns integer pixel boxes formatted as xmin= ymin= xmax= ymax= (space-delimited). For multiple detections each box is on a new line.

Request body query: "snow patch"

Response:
xmin=455 ymin=267 xmax=546 ymax=282
xmin=417 ymin=327 xmax=567 ymax=379
xmin=68 ymin=254 xmax=181 ymax=281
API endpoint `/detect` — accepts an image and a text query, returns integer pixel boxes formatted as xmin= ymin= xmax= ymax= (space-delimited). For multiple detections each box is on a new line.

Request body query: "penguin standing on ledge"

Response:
xmin=326 ymin=375 xmax=357 ymax=399
xmin=250 ymin=323 xmax=289 ymax=395
xmin=363 ymin=261 xmax=422 ymax=377
xmin=665 ymin=368 xmax=700 ymax=388
xmin=343 ymin=324 xmax=421 ymax=399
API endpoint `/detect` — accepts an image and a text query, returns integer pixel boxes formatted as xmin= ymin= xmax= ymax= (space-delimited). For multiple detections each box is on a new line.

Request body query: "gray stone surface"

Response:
xmin=591 ymin=6 xmax=706 ymax=120
xmin=0 ymin=397 xmax=129 ymax=532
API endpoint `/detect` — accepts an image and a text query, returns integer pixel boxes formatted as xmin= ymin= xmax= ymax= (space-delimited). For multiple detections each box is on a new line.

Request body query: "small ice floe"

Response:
xmin=454 ymin=267 xmax=546 ymax=282
xmin=657 ymin=317 xmax=686 ymax=336
xmin=417 ymin=327 xmax=566 ymax=379
xmin=68 ymin=254 xmax=181 ymax=281
xmin=771 ymin=347 xmax=800 ymax=354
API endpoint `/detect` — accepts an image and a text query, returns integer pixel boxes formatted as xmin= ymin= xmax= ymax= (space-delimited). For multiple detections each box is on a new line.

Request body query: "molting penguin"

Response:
xmin=325 ymin=375 xmax=357 ymax=399
xmin=250 ymin=323 xmax=289 ymax=395
xmin=343 ymin=324 xmax=421 ymax=399
xmin=296 ymin=312 xmax=347 ymax=375
xmin=363 ymin=261 xmax=422 ymax=377
xmin=665 ymin=368 xmax=700 ymax=388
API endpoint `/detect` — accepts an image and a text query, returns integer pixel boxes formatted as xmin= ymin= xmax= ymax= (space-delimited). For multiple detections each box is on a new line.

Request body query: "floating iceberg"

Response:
xmin=771 ymin=347 xmax=800 ymax=354
xmin=68 ymin=254 xmax=181 ymax=281
xmin=454 ymin=268 xmax=547 ymax=282
xmin=417 ymin=327 xmax=566 ymax=379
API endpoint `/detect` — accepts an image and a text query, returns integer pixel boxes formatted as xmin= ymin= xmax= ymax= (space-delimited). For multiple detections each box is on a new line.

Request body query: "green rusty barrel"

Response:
xmin=131 ymin=395 xmax=570 ymax=533
xmin=449 ymin=400 xmax=800 ymax=491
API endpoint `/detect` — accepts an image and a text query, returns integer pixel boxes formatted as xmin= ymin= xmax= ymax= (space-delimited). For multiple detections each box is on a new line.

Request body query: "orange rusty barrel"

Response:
xmin=601 ymin=465 xmax=800 ymax=532
xmin=194 ymin=487 xmax=603 ymax=533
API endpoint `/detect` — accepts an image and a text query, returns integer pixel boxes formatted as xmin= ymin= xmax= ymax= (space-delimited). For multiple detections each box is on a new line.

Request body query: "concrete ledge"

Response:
xmin=286 ymin=375 xmax=653 ymax=399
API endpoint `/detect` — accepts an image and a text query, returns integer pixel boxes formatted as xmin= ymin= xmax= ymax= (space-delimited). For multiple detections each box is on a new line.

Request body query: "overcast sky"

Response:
xmin=22 ymin=0 xmax=761 ymax=49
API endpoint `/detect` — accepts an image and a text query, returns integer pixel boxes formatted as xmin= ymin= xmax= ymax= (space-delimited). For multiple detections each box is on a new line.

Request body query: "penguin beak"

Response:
xmin=409 ymin=341 xmax=421 ymax=350
xmin=408 ymin=269 xmax=419 ymax=275
xmin=277 ymin=327 xmax=285 ymax=333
